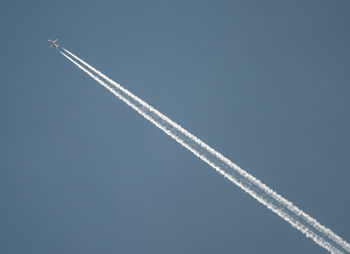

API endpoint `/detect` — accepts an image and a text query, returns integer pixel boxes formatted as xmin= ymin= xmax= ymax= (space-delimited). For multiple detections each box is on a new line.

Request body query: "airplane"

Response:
xmin=48 ymin=39 xmax=59 ymax=49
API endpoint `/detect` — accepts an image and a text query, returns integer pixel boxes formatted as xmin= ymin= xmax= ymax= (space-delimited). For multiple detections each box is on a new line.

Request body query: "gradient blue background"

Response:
xmin=1 ymin=1 xmax=349 ymax=253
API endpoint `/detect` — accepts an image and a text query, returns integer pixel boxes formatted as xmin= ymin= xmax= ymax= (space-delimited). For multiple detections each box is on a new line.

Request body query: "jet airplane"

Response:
xmin=48 ymin=39 xmax=59 ymax=49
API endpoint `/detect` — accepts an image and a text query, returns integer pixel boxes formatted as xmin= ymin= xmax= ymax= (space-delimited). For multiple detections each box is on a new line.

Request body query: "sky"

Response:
xmin=1 ymin=0 xmax=350 ymax=253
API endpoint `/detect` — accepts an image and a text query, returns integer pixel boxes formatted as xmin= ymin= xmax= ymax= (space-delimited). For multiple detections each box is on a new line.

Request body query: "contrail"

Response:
xmin=59 ymin=49 xmax=349 ymax=253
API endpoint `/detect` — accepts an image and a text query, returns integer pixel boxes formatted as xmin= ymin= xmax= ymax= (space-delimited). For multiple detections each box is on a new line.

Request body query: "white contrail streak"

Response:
xmin=60 ymin=49 xmax=349 ymax=253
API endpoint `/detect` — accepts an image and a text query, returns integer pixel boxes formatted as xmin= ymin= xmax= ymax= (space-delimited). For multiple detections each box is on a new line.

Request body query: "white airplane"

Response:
xmin=48 ymin=39 xmax=59 ymax=49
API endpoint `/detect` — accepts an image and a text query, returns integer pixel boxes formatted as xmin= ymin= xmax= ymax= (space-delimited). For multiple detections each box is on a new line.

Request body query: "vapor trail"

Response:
xmin=60 ymin=49 xmax=349 ymax=253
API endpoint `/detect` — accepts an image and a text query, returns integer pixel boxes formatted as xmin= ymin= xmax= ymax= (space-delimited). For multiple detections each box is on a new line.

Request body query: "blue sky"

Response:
xmin=1 ymin=1 xmax=349 ymax=253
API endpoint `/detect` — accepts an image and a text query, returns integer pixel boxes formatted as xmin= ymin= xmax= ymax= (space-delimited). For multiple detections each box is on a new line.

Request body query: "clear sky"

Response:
xmin=1 ymin=0 xmax=349 ymax=253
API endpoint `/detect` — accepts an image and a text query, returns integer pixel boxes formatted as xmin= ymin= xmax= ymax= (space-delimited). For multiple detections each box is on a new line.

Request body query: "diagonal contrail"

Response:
xmin=59 ymin=49 xmax=349 ymax=253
